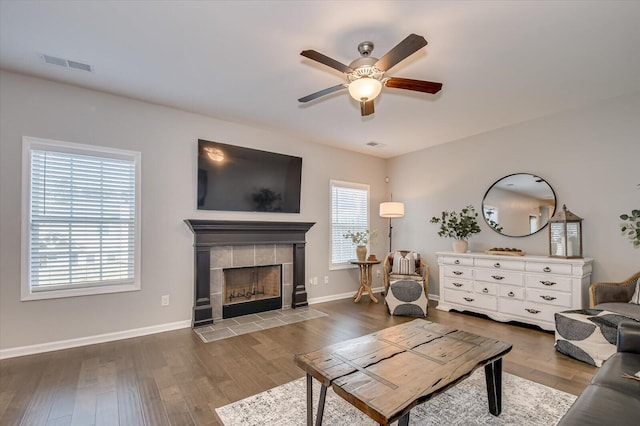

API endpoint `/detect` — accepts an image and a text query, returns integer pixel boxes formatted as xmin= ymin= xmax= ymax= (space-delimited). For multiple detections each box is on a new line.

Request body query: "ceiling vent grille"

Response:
xmin=41 ymin=55 xmax=93 ymax=72
xmin=366 ymin=141 xmax=385 ymax=148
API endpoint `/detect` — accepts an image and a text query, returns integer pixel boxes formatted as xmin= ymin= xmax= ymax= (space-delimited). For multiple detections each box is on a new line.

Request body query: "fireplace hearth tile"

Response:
xmin=211 ymin=246 xmax=233 ymax=268
xmin=233 ymin=313 xmax=262 ymax=324
xmin=256 ymin=318 xmax=288 ymax=329
xmin=193 ymin=308 xmax=328 ymax=343
xmin=255 ymin=245 xmax=276 ymax=265
xmin=276 ymin=244 xmax=293 ymax=263
xmin=229 ymin=322 xmax=262 ymax=335
xmin=200 ymin=328 xmax=236 ymax=342
xmin=256 ymin=310 xmax=285 ymax=319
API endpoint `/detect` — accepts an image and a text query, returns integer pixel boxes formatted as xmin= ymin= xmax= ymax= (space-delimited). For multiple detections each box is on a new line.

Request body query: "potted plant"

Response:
xmin=430 ymin=205 xmax=481 ymax=253
xmin=344 ymin=230 xmax=372 ymax=261
xmin=620 ymin=209 xmax=640 ymax=247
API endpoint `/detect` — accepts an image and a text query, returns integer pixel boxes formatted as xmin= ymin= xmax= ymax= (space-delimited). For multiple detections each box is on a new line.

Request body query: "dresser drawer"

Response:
xmin=475 ymin=258 xmax=525 ymax=271
xmin=444 ymin=277 xmax=473 ymax=292
xmin=499 ymin=298 xmax=556 ymax=323
xmin=473 ymin=282 xmax=497 ymax=296
xmin=526 ymin=275 xmax=572 ymax=292
xmin=499 ymin=285 xmax=525 ymax=300
xmin=441 ymin=256 xmax=474 ymax=266
xmin=526 ymin=288 xmax=572 ymax=308
xmin=525 ymin=262 xmax=572 ymax=275
xmin=475 ymin=269 xmax=524 ymax=286
xmin=443 ymin=265 xmax=473 ymax=279
xmin=444 ymin=289 xmax=497 ymax=311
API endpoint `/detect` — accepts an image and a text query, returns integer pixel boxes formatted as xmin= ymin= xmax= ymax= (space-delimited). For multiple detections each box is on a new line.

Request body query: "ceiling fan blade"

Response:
xmin=300 ymin=50 xmax=353 ymax=74
xmin=360 ymin=99 xmax=374 ymax=116
xmin=384 ymin=77 xmax=442 ymax=94
xmin=374 ymin=34 xmax=428 ymax=72
xmin=298 ymin=84 xmax=347 ymax=103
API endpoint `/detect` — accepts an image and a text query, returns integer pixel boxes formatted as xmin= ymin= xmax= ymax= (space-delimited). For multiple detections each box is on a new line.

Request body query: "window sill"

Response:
xmin=21 ymin=281 xmax=141 ymax=301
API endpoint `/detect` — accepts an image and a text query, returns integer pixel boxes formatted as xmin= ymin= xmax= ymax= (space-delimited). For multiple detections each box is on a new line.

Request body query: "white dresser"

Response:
xmin=436 ymin=251 xmax=593 ymax=331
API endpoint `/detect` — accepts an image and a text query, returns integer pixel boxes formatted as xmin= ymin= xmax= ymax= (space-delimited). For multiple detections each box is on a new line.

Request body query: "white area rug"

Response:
xmin=216 ymin=368 xmax=575 ymax=425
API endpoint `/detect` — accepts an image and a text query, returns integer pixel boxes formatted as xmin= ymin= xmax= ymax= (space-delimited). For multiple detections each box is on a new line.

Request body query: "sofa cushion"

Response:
xmin=591 ymin=352 xmax=640 ymax=394
xmin=594 ymin=302 xmax=640 ymax=320
xmin=557 ymin=385 xmax=640 ymax=426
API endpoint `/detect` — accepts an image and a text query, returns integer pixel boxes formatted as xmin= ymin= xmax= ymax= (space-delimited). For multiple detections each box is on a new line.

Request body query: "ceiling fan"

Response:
xmin=298 ymin=34 xmax=442 ymax=116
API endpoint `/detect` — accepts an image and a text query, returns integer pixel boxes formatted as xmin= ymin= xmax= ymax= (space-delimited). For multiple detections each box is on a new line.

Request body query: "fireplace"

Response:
xmin=223 ymin=264 xmax=282 ymax=318
xmin=184 ymin=220 xmax=315 ymax=327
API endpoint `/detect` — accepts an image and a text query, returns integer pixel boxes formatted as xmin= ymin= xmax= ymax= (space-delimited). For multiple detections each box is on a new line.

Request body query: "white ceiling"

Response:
xmin=1 ymin=1 xmax=639 ymax=158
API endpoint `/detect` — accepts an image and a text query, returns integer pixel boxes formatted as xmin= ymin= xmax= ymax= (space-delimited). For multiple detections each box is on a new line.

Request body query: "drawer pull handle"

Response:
xmin=507 ymin=291 xmax=515 ymax=297
xmin=453 ymin=271 xmax=463 ymax=275
xmin=540 ymin=295 xmax=557 ymax=301
xmin=491 ymin=275 xmax=504 ymax=280
xmin=453 ymin=282 xmax=464 ymax=287
xmin=540 ymin=280 xmax=556 ymax=286
xmin=482 ymin=288 xmax=489 ymax=293
xmin=463 ymin=297 xmax=474 ymax=302
xmin=525 ymin=308 xmax=541 ymax=314
xmin=454 ymin=260 xmax=460 ymax=265
xmin=543 ymin=266 xmax=551 ymax=272
xmin=494 ymin=262 xmax=501 ymax=268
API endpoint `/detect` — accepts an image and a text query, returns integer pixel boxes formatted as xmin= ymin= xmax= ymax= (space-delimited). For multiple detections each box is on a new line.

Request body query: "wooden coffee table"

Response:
xmin=294 ymin=319 xmax=512 ymax=426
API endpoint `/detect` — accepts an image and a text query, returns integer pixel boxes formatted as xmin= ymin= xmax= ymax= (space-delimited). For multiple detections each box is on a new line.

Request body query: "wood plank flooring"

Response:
xmin=0 ymin=298 xmax=595 ymax=425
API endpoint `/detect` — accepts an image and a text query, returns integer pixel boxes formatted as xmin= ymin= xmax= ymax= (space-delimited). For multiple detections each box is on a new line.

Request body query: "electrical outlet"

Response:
xmin=313 ymin=276 xmax=318 ymax=285
xmin=161 ymin=295 xmax=170 ymax=306
xmin=309 ymin=278 xmax=313 ymax=285
xmin=324 ymin=276 xmax=329 ymax=284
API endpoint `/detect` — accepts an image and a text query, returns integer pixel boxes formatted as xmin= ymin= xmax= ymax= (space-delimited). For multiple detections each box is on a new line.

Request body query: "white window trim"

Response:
xmin=329 ymin=179 xmax=370 ymax=271
xmin=21 ymin=136 xmax=141 ymax=300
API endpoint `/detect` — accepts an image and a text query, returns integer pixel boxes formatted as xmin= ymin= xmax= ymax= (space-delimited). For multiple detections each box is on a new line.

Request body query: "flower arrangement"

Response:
xmin=430 ymin=205 xmax=481 ymax=240
xmin=343 ymin=229 xmax=374 ymax=246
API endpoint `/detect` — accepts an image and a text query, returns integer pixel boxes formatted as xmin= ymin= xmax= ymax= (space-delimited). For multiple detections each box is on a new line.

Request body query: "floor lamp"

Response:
xmin=379 ymin=202 xmax=405 ymax=253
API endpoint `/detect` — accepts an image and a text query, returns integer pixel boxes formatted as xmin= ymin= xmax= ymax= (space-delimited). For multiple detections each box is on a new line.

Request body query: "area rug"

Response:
xmin=216 ymin=368 xmax=575 ymax=425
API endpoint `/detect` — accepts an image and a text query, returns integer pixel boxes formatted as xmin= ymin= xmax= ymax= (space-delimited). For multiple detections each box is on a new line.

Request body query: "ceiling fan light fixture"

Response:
xmin=348 ymin=77 xmax=382 ymax=101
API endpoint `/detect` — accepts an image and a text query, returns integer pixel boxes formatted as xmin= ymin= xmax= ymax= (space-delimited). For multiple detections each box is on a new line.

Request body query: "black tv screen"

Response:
xmin=197 ymin=140 xmax=302 ymax=213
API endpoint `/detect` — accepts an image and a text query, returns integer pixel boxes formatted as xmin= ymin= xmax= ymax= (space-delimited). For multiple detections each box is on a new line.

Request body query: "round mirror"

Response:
xmin=482 ymin=173 xmax=556 ymax=237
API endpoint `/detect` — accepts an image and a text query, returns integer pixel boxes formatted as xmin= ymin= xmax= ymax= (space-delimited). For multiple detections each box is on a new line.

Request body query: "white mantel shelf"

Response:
xmin=435 ymin=251 xmax=593 ymax=331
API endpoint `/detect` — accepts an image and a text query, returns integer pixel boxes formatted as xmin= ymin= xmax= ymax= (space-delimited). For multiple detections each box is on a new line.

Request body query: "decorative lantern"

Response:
xmin=548 ymin=204 xmax=583 ymax=258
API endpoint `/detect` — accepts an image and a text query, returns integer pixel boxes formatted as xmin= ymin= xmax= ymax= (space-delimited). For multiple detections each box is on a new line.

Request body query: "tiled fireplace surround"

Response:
xmin=184 ymin=220 xmax=315 ymax=327
xmin=211 ymin=244 xmax=293 ymax=319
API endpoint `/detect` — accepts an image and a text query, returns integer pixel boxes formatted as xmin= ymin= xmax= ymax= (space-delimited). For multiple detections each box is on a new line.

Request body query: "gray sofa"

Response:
xmin=556 ymin=321 xmax=640 ymax=426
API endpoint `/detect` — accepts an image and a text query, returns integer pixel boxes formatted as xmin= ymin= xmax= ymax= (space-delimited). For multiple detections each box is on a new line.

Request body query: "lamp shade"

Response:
xmin=379 ymin=202 xmax=405 ymax=218
xmin=348 ymin=78 xmax=382 ymax=101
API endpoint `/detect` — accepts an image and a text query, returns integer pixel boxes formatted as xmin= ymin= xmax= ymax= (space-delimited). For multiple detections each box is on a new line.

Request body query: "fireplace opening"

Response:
xmin=222 ymin=264 xmax=282 ymax=318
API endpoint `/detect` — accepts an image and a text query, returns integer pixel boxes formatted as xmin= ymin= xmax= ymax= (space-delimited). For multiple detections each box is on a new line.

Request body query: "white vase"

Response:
xmin=452 ymin=240 xmax=468 ymax=253
xmin=356 ymin=245 xmax=367 ymax=261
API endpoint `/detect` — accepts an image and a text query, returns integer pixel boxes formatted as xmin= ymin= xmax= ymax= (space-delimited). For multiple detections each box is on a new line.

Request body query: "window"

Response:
xmin=21 ymin=137 xmax=141 ymax=300
xmin=330 ymin=180 xmax=369 ymax=269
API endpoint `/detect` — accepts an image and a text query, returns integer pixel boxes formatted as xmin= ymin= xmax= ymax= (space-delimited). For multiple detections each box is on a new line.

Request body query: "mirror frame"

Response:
xmin=482 ymin=173 xmax=557 ymax=238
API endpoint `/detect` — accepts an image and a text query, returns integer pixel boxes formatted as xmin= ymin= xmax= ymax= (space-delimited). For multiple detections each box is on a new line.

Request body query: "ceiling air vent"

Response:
xmin=366 ymin=141 xmax=385 ymax=148
xmin=41 ymin=54 xmax=93 ymax=72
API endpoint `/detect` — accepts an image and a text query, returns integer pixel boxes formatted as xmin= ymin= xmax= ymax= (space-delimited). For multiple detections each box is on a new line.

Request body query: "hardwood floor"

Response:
xmin=0 ymin=298 xmax=595 ymax=425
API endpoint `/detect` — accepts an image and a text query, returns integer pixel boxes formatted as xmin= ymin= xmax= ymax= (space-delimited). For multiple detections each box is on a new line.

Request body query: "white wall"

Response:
xmin=0 ymin=71 xmax=388 ymax=352
xmin=388 ymin=92 xmax=640 ymax=296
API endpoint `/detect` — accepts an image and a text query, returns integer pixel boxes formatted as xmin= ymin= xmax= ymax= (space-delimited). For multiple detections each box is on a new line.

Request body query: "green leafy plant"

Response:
xmin=343 ymin=230 xmax=372 ymax=246
xmin=430 ymin=205 xmax=482 ymax=240
xmin=620 ymin=209 xmax=640 ymax=247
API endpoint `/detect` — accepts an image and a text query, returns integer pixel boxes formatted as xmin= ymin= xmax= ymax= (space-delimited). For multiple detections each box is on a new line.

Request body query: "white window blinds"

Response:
xmin=23 ymin=137 xmax=140 ymax=297
xmin=330 ymin=180 xmax=369 ymax=266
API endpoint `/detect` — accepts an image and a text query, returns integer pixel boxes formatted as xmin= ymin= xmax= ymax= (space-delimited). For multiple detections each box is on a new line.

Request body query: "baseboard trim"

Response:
xmin=0 ymin=319 xmax=192 ymax=360
xmin=308 ymin=286 xmax=385 ymax=305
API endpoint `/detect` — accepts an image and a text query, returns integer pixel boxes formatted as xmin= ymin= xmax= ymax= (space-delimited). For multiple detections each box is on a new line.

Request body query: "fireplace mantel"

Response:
xmin=184 ymin=220 xmax=315 ymax=327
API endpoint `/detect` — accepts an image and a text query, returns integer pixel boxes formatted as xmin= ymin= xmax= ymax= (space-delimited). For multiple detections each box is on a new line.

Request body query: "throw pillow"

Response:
xmin=391 ymin=251 xmax=417 ymax=275
xmin=629 ymin=277 xmax=640 ymax=304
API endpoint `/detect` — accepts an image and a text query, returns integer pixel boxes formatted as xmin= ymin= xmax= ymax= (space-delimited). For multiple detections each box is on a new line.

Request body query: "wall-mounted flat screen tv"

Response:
xmin=197 ymin=139 xmax=302 ymax=213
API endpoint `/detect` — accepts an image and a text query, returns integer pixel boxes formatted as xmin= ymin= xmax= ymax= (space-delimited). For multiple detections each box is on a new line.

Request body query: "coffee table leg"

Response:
xmin=315 ymin=383 xmax=327 ymax=426
xmin=484 ymin=358 xmax=503 ymax=416
xmin=398 ymin=412 xmax=410 ymax=426
xmin=306 ymin=374 xmax=313 ymax=426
